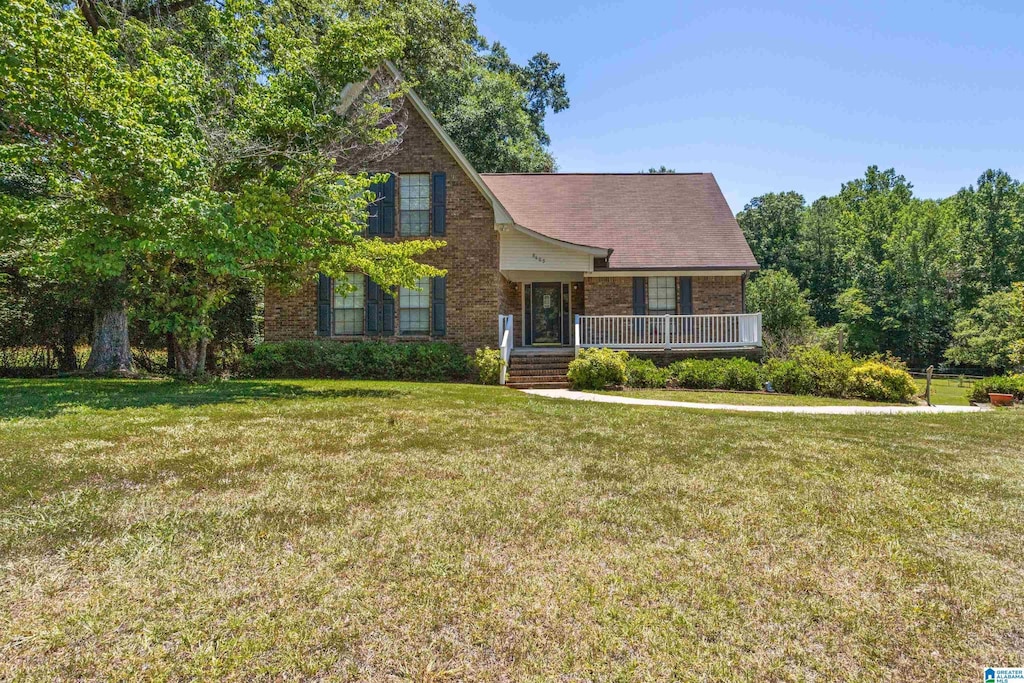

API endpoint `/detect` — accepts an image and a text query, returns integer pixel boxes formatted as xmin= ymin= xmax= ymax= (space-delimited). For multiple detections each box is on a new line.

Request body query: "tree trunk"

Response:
xmin=84 ymin=303 xmax=135 ymax=375
xmin=171 ymin=334 xmax=209 ymax=376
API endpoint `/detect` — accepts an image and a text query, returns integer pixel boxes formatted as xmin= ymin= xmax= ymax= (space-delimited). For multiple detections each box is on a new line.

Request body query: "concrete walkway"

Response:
xmin=521 ymin=388 xmax=987 ymax=415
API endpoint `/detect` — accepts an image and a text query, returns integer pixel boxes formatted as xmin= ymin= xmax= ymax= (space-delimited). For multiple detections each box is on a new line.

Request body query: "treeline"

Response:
xmin=739 ymin=166 xmax=1024 ymax=370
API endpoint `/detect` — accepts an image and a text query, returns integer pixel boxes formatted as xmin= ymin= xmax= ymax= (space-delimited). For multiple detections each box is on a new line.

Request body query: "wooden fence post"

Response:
xmin=925 ymin=365 xmax=934 ymax=407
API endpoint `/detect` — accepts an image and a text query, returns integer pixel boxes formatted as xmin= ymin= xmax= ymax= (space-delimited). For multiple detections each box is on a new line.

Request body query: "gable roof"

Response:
xmin=339 ymin=61 xmax=514 ymax=225
xmin=480 ymin=173 xmax=760 ymax=271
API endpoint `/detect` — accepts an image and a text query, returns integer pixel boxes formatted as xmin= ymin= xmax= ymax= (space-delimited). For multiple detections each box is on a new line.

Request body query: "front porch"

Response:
xmin=497 ymin=311 xmax=763 ymax=385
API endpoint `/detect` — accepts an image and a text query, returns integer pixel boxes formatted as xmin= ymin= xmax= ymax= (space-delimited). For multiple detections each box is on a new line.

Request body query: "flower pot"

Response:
xmin=989 ymin=392 xmax=1015 ymax=407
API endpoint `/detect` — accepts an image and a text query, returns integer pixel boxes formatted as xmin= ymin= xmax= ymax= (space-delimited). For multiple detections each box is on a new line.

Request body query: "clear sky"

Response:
xmin=470 ymin=0 xmax=1024 ymax=213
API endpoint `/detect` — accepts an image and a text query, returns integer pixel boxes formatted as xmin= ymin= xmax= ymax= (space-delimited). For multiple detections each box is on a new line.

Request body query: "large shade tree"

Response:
xmin=1 ymin=0 xmax=445 ymax=374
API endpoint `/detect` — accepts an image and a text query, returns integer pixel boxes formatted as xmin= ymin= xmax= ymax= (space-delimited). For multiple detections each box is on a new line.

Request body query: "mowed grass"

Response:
xmin=915 ymin=377 xmax=975 ymax=406
xmin=593 ymin=388 xmax=891 ymax=407
xmin=1 ymin=378 xmax=1023 ymax=681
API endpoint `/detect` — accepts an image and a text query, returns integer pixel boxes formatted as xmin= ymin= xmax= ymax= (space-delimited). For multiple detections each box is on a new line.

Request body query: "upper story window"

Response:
xmin=333 ymin=273 xmax=365 ymax=335
xmin=399 ymin=276 xmax=430 ymax=334
xmin=400 ymin=174 xmax=430 ymax=236
xmin=648 ymin=276 xmax=676 ymax=313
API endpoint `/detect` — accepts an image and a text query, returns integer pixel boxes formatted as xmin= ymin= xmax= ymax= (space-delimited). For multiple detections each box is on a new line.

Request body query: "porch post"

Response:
xmin=574 ymin=314 xmax=581 ymax=357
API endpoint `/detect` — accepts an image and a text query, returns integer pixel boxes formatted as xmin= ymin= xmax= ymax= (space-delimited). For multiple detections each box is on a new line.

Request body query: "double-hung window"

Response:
xmin=400 ymin=174 xmax=430 ymax=236
xmin=399 ymin=276 xmax=430 ymax=334
xmin=333 ymin=273 xmax=365 ymax=335
xmin=648 ymin=277 xmax=676 ymax=314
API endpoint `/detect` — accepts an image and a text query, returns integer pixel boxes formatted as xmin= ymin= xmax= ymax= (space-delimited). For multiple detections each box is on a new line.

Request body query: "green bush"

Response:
xmin=789 ymin=346 xmax=854 ymax=397
xmin=567 ymin=348 xmax=628 ymax=390
xmin=847 ymin=360 xmax=917 ymax=402
xmin=472 ymin=347 xmax=504 ymax=385
xmin=969 ymin=374 xmax=1024 ymax=403
xmin=761 ymin=358 xmax=813 ymax=395
xmin=721 ymin=358 xmax=762 ymax=391
xmin=624 ymin=358 xmax=669 ymax=388
xmin=240 ymin=341 xmax=472 ymax=381
xmin=668 ymin=358 xmax=762 ymax=391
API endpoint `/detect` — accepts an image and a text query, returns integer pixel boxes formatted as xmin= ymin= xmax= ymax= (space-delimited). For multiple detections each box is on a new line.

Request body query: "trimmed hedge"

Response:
xmin=567 ymin=348 xmax=628 ymax=390
xmin=969 ymin=374 xmax=1024 ymax=403
xmin=240 ymin=341 xmax=472 ymax=381
xmin=667 ymin=358 xmax=761 ymax=391
xmin=624 ymin=358 xmax=670 ymax=388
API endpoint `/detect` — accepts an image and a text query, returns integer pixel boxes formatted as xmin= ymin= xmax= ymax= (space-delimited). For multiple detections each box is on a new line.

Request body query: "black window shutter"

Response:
xmin=431 ymin=276 xmax=447 ymax=336
xmin=381 ymin=174 xmax=395 ymax=237
xmin=367 ymin=180 xmax=382 ymax=236
xmin=431 ymin=172 xmax=446 ymax=236
xmin=317 ymin=274 xmax=333 ymax=336
xmin=632 ymin=277 xmax=646 ymax=315
xmin=382 ymin=288 xmax=395 ymax=335
xmin=365 ymin=276 xmax=381 ymax=334
xmin=679 ymin=276 xmax=693 ymax=315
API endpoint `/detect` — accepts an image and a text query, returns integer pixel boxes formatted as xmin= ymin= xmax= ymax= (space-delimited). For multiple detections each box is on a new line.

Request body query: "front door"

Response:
xmin=531 ymin=282 xmax=562 ymax=344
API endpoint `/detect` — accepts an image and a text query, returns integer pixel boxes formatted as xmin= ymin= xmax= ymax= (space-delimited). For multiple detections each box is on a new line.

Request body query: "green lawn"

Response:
xmin=2 ymin=378 xmax=1023 ymax=680
xmin=593 ymin=388 xmax=893 ymax=407
xmin=915 ymin=377 xmax=975 ymax=406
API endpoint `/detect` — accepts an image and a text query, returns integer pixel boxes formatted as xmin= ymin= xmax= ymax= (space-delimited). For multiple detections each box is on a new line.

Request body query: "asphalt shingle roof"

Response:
xmin=480 ymin=173 xmax=759 ymax=271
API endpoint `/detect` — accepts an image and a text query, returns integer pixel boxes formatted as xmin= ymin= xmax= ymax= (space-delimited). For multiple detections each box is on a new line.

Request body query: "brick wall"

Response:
xmin=498 ymin=275 xmax=519 ymax=317
xmin=265 ymin=98 xmax=499 ymax=350
xmin=581 ymin=275 xmax=743 ymax=316
xmin=692 ymin=276 xmax=743 ymax=314
xmin=584 ymin=277 xmax=634 ymax=315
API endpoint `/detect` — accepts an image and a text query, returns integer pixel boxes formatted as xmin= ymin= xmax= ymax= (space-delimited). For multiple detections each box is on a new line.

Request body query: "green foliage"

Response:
xmin=946 ymin=285 xmax=1024 ymax=372
xmin=624 ymin=358 xmax=669 ymax=388
xmin=567 ymin=348 xmax=627 ymax=390
xmin=384 ymin=0 xmax=569 ymax=172
xmin=761 ymin=359 xmax=813 ymax=395
xmin=746 ymin=270 xmax=817 ymax=357
xmin=968 ymin=375 xmax=1024 ymax=403
xmin=847 ymin=361 xmax=917 ymax=403
xmin=737 ymin=192 xmax=806 ymax=275
xmin=240 ymin=341 xmax=471 ymax=381
xmin=472 ymin=347 xmax=504 ymax=385
xmin=667 ymin=358 xmax=761 ymax=392
xmin=788 ymin=346 xmax=855 ymax=398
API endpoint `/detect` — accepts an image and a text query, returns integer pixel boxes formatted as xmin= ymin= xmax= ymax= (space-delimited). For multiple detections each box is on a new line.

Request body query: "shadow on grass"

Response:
xmin=0 ymin=378 xmax=407 ymax=420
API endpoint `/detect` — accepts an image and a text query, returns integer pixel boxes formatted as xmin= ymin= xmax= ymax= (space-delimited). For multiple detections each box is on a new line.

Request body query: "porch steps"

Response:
xmin=505 ymin=350 xmax=574 ymax=390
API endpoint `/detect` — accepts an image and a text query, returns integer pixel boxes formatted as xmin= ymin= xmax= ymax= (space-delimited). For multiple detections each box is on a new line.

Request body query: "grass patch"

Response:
xmin=594 ymin=388 xmax=892 ymax=407
xmin=915 ymin=377 xmax=974 ymax=406
xmin=1 ymin=378 xmax=1023 ymax=680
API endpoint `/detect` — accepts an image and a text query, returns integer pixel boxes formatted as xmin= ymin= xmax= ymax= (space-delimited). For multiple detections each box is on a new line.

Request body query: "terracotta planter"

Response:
xmin=989 ymin=392 xmax=1015 ymax=407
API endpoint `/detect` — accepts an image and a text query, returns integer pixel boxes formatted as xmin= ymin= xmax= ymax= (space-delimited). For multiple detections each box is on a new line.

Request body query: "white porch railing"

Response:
xmin=574 ymin=313 xmax=762 ymax=352
xmin=498 ymin=314 xmax=514 ymax=385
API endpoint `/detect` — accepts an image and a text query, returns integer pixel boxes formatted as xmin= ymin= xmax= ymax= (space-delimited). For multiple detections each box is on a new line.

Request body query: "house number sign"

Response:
xmin=531 ymin=253 xmax=547 ymax=264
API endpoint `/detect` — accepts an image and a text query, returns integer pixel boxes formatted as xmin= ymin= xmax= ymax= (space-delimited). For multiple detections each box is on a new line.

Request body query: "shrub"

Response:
xmin=761 ymin=358 xmax=813 ymax=395
xmin=789 ymin=345 xmax=854 ymax=397
xmin=624 ymin=358 xmax=669 ymax=388
xmin=667 ymin=357 xmax=762 ymax=391
xmin=668 ymin=359 xmax=725 ymax=390
xmin=240 ymin=341 xmax=472 ymax=381
xmin=567 ymin=348 xmax=627 ymax=390
xmin=472 ymin=347 xmax=504 ymax=385
xmin=847 ymin=361 xmax=917 ymax=402
xmin=969 ymin=374 xmax=1024 ymax=403
xmin=720 ymin=358 xmax=762 ymax=391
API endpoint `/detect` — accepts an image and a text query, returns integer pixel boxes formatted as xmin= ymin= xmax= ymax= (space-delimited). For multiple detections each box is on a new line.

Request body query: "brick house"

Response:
xmin=265 ymin=63 xmax=761 ymax=369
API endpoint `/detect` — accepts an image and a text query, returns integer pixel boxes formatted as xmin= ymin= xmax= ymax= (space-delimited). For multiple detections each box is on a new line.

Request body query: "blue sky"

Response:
xmin=471 ymin=0 xmax=1024 ymax=212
